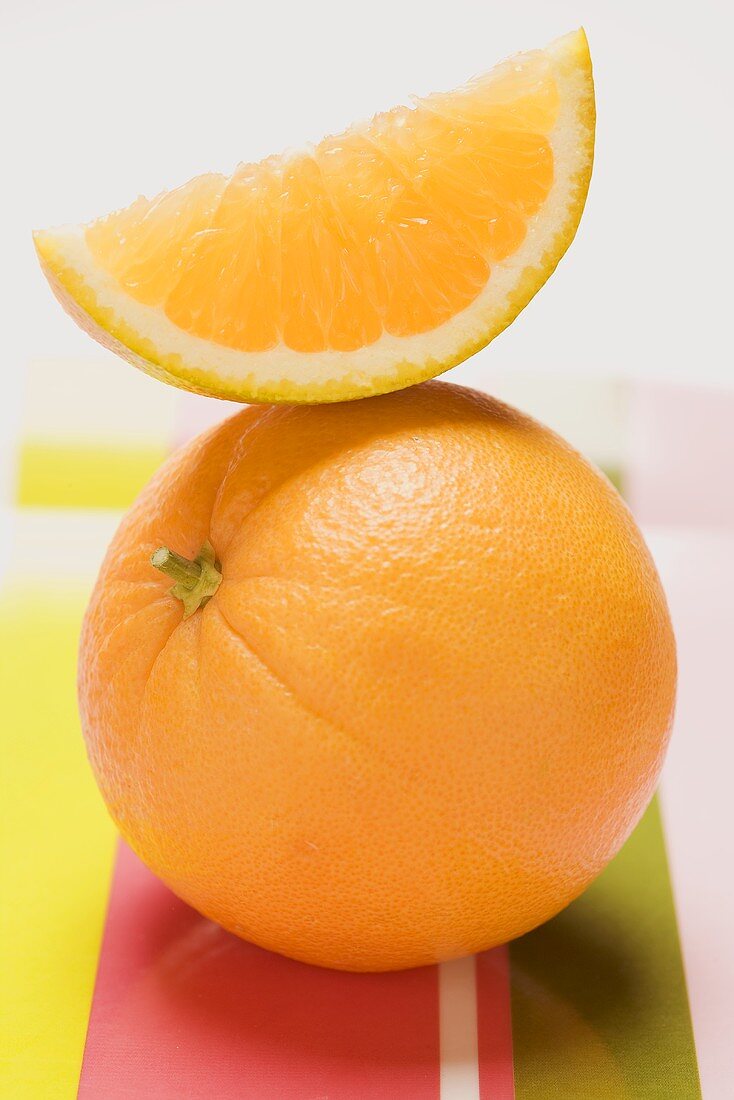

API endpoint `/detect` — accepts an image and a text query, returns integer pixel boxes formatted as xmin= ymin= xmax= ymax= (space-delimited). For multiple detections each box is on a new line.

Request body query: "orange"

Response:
xmin=79 ymin=381 xmax=675 ymax=971
xmin=36 ymin=30 xmax=594 ymax=403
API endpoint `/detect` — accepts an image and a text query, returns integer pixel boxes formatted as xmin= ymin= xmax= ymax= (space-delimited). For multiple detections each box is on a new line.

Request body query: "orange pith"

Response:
xmin=85 ymin=54 xmax=557 ymax=353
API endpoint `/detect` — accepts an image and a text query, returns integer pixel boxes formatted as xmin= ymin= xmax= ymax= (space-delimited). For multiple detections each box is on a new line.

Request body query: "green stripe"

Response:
xmin=510 ymin=797 xmax=701 ymax=1098
xmin=599 ymin=464 xmax=624 ymax=495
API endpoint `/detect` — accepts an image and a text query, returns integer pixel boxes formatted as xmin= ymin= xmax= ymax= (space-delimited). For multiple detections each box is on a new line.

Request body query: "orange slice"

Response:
xmin=34 ymin=29 xmax=594 ymax=403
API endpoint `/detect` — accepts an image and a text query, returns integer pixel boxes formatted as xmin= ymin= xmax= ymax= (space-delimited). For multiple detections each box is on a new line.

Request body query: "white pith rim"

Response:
xmin=38 ymin=32 xmax=592 ymax=398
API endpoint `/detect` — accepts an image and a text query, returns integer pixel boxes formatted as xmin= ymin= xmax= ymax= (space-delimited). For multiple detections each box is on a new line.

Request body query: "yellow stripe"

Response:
xmin=0 ymin=585 xmax=116 ymax=1098
xmin=17 ymin=442 xmax=167 ymax=509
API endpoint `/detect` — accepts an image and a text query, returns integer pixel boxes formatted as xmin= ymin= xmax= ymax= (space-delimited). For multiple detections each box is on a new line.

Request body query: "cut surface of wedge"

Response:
xmin=35 ymin=29 xmax=594 ymax=403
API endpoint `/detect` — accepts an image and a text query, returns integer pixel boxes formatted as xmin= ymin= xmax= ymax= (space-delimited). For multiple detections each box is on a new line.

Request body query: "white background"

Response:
xmin=1 ymin=0 xmax=732 ymax=454
xmin=2 ymin=7 xmax=733 ymax=1092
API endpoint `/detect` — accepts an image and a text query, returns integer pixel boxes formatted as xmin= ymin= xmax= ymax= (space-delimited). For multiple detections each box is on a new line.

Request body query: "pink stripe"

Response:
xmin=170 ymin=391 xmax=243 ymax=450
xmin=627 ymin=382 xmax=734 ymax=529
xmin=79 ymin=842 xmax=440 ymax=1098
xmin=477 ymin=946 xmax=515 ymax=1099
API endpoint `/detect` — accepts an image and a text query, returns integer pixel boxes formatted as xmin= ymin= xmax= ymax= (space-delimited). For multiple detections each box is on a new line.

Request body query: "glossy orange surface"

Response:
xmin=79 ymin=382 xmax=676 ymax=969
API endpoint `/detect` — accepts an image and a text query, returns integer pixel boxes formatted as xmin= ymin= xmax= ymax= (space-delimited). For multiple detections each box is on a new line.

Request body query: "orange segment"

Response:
xmin=96 ymin=65 xmax=552 ymax=350
xmin=86 ymin=174 xmax=227 ymax=305
xmin=166 ymin=161 xmax=283 ymax=352
xmin=34 ymin=29 xmax=594 ymax=403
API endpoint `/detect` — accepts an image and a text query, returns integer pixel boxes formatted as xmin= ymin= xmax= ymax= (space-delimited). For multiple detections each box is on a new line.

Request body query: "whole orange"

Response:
xmin=79 ymin=381 xmax=676 ymax=971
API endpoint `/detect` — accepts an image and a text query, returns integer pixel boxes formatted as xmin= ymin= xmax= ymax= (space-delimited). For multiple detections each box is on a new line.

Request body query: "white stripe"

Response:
xmin=439 ymin=955 xmax=481 ymax=1100
xmin=648 ymin=527 xmax=734 ymax=1099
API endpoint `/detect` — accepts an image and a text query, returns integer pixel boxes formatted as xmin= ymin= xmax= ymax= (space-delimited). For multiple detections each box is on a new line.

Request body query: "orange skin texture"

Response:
xmin=79 ymin=381 xmax=676 ymax=971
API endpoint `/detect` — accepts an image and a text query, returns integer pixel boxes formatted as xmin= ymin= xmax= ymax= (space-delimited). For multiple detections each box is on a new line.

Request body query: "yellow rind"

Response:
xmin=34 ymin=29 xmax=595 ymax=405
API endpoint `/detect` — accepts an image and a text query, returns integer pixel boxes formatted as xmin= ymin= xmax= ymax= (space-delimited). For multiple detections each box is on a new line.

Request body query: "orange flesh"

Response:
xmin=86 ymin=53 xmax=558 ymax=353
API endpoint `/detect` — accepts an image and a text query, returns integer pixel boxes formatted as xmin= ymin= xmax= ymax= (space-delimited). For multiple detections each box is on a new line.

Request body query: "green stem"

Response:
xmin=151 ymin=540 xmax=222 ymax=619
xmin=151 ymin=547 xmax=203 ymax=589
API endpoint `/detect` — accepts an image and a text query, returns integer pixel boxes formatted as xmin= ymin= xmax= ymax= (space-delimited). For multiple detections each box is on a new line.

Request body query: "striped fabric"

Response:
xmin=3 ymin=362 xmax=733 ymax=1098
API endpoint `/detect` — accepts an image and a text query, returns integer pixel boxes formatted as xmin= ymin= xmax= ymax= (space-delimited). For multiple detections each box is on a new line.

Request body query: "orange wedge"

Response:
xmin=34 ymin=29 xmax=594 ymax=403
